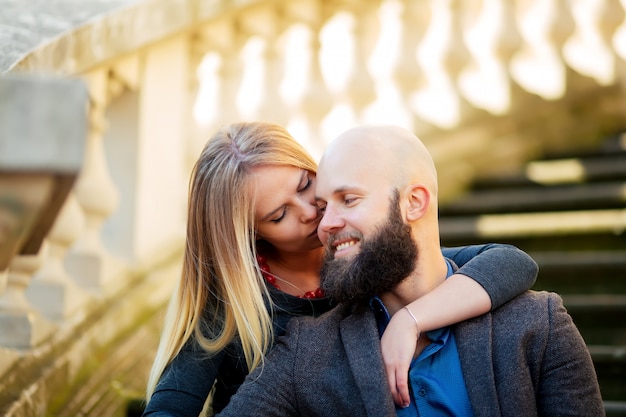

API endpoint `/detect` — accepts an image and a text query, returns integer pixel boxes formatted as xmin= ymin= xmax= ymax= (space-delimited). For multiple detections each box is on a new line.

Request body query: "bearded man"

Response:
xmin=217 ymin=125 xmax=603 ymax=417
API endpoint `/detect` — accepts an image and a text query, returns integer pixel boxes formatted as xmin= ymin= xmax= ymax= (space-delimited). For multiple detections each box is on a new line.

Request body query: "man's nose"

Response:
xmin=318 ymin=204 xmax=343 ymax=235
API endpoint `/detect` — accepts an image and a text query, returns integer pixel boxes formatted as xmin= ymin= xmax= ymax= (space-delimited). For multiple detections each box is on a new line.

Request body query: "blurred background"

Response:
xmin=0 ymin=0 xmax=625 ymax=415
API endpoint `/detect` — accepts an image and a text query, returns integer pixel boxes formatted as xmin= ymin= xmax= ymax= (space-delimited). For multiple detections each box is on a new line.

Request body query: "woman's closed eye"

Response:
xmin=298 ymin=176 xmax=312 ymax=193
xmin=270 ymin=208 xmax=286 ymax=223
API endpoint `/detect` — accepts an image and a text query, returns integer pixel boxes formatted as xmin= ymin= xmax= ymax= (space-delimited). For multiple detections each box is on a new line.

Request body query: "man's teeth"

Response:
xmin=336 ymin=241 xmax=356 ymax=251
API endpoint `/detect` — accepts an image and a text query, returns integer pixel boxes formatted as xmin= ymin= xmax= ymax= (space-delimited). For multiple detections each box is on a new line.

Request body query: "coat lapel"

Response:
xmin=454 ymin=314 xmax=500 ymax=417
xmin=340 ymin=307 xmax=396 ymax=417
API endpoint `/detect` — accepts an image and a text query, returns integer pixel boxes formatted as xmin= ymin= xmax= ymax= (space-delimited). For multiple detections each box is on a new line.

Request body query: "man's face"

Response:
xmin=315 ymin=132 xmax=417 ymax=303
xmin=319 ymin=192 xmax=417 ymax=303
xmin=315 ymin=137 xmax=393 ymax=258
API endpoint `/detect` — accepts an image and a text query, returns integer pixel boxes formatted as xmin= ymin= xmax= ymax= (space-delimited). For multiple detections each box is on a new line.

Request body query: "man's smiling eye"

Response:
xmin=344 ymin=196 xmax=358 ymax=205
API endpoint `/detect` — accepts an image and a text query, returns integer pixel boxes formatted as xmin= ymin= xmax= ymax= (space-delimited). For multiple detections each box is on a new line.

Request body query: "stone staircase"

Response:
xmin=439 ymin=134 xmax=626 ymax=415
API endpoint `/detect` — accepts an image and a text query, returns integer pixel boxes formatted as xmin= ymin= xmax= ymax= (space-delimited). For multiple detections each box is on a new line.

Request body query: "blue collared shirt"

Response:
xmin=370 ymin=260 xmax=475 ymax=417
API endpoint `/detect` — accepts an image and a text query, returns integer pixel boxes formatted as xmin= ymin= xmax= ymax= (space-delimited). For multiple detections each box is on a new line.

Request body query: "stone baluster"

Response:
xmin=411 ymin=0 xmax=474 ymax=128
xmin=65 ymin=71 xmax=120 ymax=295
xmin=187 ymin=33 xmax=216 ymax=163
xmin=319 ymin=2 xmax=378 ymax=140
xmin=510 ymin=0 xmax=575 ymax=99
xmin=344 ymin=1 xmax=378 ymax=121
xmin=0 ymin=75 xmax=88 ymax=348
xmin=0 ymin=250 xmax=55 ymax=349
xmin=193 ymin=18 xmax=244 ymax=137
xmin=613 ymin=0 xmax=626 ymax=61
xmin=393 ymin=0 xmax=430 ymax=96
xmin=459 ymin=0 xmax=523 ymax=114
xmin=26 ymin=193 xmax=88 ymax=321
xmin=282 ymin=0 xmax=334 ymax=158
xmin=191 ymin=18 xmax=248 ymax=177
xmin=0 ymin=174 xmax=56 ymax=348
xmin=246 ymin=4 xmax=289 ymax=125
xmin=0 ymin=267 xmax=16 ymax=373
xmin=0 ymin=268 xmax=6 ymax=296
xmin=233 ymin=4 xmax=286 ymax=123
xmin=361 ymin=0 xmax=414 ymax=129
xmin=563 ymin=0 xmax=625 ymax=85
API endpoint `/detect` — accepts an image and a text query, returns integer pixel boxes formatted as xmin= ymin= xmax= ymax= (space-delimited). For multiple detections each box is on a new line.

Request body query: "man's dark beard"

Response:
xmin=320 ymin=194 xmax=417 ymax=304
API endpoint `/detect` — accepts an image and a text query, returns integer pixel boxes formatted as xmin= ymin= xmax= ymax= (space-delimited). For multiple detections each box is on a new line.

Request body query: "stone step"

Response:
xmin=589 ymin=346 xmax=626 ymax=405
xmin=472 ymin=154 xmax=626 ymax=190
xmin=439 ymin=209 xmax=626 ymax=251
xmin=560 ymin=297 xmax=626 ymax=405
xmin=541 ymin=133 xmax=626 ymax=159
xmin=440 ymin=181 xmax=626 ymax=215
xmin=562 ymin=295 xmax=626 ymax=346
xmin=439 ymin=133 xmax=626 ymax=412
xmin=590 ymin=345 xmax=626 ymax=364
xmin=604 ymin=401 xmax=626 ymax=417
xmin=530 ymin=250 xmax=626 ymax=295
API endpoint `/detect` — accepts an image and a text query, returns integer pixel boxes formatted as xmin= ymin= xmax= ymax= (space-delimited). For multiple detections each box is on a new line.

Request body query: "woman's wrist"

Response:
xmin=403 ymin=306 xmax=420 ymax=339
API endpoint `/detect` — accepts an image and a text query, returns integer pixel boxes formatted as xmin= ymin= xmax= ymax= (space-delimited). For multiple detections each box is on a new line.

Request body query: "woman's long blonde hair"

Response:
xmin=146 ymin=122 xmax=318 ymax=399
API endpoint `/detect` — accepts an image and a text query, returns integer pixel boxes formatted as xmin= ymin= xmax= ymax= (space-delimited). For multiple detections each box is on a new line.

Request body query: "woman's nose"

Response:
xmin=300 ymin=199 xmax=319 ymax=222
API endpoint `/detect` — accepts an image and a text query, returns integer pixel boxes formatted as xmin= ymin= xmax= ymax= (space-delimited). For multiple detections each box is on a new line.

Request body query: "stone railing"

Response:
xmin=1 ymin=0 xmax=625 ymax=415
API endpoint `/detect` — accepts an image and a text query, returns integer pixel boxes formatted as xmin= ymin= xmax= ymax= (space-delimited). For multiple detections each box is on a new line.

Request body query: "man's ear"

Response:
xmin=403 ymin=183 xmax=430 ymax=222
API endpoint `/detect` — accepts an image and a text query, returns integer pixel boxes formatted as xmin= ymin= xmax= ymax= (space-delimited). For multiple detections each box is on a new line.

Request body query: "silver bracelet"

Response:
xmin=403 ymin=306 xmax=420 ymax=339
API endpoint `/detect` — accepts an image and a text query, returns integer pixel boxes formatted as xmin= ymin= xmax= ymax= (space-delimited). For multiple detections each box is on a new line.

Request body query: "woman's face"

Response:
xmin=250 ymin=165 xmax=323 ymax=254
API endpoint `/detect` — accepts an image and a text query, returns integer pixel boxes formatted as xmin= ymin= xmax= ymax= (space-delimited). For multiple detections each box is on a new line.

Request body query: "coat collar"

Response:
xmin=339 ymin=305 xmax=397 ymax=417
xmin=454 ymin=313 xmax=500 ymax=417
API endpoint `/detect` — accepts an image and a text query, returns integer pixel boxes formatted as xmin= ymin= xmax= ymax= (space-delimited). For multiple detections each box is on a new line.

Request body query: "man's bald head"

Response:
xmin=316 ymin=125 xmax=443 ymax=304
xmin=318 ymin=125 xmax=438 ymax=196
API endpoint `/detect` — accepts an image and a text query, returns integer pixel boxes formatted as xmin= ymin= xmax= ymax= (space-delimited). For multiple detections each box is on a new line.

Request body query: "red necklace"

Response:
xmin=256 ymin=254 xmax=326 ymax=299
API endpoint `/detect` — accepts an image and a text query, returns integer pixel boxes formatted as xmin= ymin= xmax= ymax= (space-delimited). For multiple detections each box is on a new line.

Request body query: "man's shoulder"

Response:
xmin=496 ymin=290 xmax=563 ymax=311
xmin=487 ymin=290 xmax=567 ymax=329
xmin=455 ymin=290 xmax=571 ymax=348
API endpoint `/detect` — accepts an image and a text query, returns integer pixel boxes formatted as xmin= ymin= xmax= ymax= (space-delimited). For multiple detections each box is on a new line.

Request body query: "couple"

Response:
xmin=144 ymin=122 xmax=602 ymax=416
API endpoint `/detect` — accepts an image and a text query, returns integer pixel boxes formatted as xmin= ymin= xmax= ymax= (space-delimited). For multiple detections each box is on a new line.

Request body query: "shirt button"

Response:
xmin=418 ymin=389 xmax=426 ymax=397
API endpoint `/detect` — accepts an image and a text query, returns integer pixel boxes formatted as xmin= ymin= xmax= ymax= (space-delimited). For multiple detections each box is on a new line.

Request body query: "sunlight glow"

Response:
xmin=319 ymin=12 xmax=354 ymax=94
xmin=510 ymin=0 xmax=569 ymax=100
xmin=410 ymin=0 xmax=462 ymax=128
xmin=475 ymin=209 xmax=626 ymax=237
xmin=236 ymin=37 xmax=266 ymax=120
xmin=526 ymin=159 xmax=585 ymax=185
xmin=320 ymin=104 xmax=357 ymax=145
xmin=614 ymin=0 xmax=626 ymax=60
xmin=189 ymin=0 xmax=623 ymax=149
xmin=459 ymin=0 xmax=512 ymax=114
xmin=363 ymin=0 xmax=412 ymax=128
xmin=563 ymin=0 xmax=618 ymax=85
xmin=193 ymin=53 xmax=221 ymax=126
xmin=280 ymin=25 xmax=311 ymax=106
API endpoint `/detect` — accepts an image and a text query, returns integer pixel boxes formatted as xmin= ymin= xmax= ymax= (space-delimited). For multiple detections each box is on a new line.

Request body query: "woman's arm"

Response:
xmin=143 ymin=339 xmax=224 ymax=417
xmin=441 ymin=243 xmax=538 ymax=309
xmin=382 ymin=243 xmax=538 ymax=407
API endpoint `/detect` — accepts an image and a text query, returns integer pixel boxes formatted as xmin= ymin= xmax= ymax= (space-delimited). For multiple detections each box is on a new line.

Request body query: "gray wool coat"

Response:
xmin=217 ymin=291 xmax=604 ymax=417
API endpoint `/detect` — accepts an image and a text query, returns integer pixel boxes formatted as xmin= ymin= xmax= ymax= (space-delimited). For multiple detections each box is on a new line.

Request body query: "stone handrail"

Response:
xmin=0 ymin=0 xmax=625 ymax=413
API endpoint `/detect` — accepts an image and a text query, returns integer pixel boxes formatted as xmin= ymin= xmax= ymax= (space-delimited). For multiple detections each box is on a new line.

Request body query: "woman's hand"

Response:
xmin=381 ymin=307 xmax=419 ymax=408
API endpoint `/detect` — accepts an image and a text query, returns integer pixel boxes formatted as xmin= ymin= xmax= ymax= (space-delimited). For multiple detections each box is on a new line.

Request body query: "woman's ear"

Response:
xmin=403 ymin=183 xmax=430 ymax=222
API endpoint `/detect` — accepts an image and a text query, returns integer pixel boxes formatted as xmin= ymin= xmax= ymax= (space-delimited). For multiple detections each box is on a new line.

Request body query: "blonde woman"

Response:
xmin=143 ymin=122 xmax=538 ymax=416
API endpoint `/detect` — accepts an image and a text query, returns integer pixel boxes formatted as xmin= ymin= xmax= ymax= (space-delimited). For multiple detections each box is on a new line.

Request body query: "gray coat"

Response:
xmin=218 ymin=291 xmax=604 ymax=417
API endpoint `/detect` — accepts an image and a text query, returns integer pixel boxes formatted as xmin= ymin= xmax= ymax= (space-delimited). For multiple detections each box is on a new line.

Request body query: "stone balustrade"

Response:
xmin=1 ymin=0 xmax=625 ymax=414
